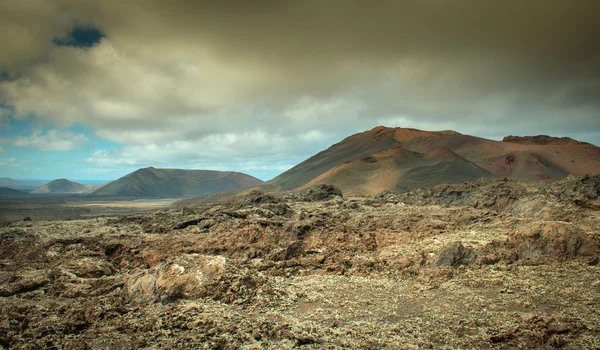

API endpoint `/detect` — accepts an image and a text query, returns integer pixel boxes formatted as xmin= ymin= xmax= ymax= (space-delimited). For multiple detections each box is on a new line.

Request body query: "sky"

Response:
xmin=1 ymin=1 xmax=599 ymax=181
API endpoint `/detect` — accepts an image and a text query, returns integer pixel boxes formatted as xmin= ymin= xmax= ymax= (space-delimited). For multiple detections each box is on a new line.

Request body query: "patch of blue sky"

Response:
xmin=0 ymin=114 xmax=125 ymax=180
xmin=53 ymin=27 xmax=104 ymax=48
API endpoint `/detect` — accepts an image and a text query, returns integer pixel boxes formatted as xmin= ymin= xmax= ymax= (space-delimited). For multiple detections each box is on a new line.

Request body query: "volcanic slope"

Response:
xmin=390 ymin=127 xmax=600 ymax=180
xmin=269 ymin=126 xmax=600 ymax=192
xmin=304 ymin=146 xmax=495 ymax=195
xmin=90 ymin=167 xmax=263 ymax=197
xmin=31 ymin=179 xmax=94 ymax=194
xmin=266 ymin=127 xmax=400 ymax=191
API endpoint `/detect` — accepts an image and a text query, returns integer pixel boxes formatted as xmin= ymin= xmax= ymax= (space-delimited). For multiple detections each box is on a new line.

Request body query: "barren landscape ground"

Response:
xmin=0 ymin=197 xmax=178 ymax=223
xmin=1 ymin=175 xmax=599 ymax=349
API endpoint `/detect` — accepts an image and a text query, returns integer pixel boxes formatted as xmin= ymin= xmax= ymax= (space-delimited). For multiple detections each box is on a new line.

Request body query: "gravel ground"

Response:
xmin=1 ymin=175 xmax=599 ymax=349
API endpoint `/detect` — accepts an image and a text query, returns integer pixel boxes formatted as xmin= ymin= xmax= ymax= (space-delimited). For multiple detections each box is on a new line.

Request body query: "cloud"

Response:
xmin=0 ymin=107 xmax=10 ymax=129
xmin=0 ymin=146 xmax=4 ymax=153
xmin=1 ymin=0 xmax=599 ymax=172
xmin=85 ymin=130 xmax=339 ymax=179
xmin=0 ymin=157 xmax=22 ymax=167
xmin=12 ymin=129 xmax=88 ymax=151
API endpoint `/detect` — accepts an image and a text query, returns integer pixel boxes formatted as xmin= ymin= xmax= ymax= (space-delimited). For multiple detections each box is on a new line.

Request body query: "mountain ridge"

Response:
xmin=179 ymin=126 xmax=600 ymax=204
xmin=90 ymin=167 xmax=263 ymax=197
xmin=269 ymin=126 xmax=600 ymax=192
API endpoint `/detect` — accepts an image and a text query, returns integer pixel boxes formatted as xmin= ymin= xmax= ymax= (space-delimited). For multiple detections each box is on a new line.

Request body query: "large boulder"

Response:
xmin=551 ymin=174 xmax=600 ymax=208
xmin=510 ymin=222 xmax=597 ymax=260
xmin=294 ymin=185 xmax=343 ymax=202
xmin=123 ymin=254 xmax=227 ymax=304
xmin=243 ymin=190 xmax=279 ymax=205
xmin=0 ymin=270 xmax=49 ymax=297
xmin=436 ymin=242 xmax=476 ymax=267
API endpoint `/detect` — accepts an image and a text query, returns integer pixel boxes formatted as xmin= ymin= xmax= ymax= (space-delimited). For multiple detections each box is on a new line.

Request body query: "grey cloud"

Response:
xmin=0 ymin=1 xmax=78 ymax=74
xmin=1 ymin=0 xmax=599 ymax=158
xmin=12 ymin=129 xmax=88 ymax=151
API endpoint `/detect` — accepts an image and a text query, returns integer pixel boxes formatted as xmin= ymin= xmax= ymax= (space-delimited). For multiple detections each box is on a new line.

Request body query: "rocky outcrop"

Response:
xmin=124 ymin=254 xmax=228 ymax=304
xmin=291 ymin=184 xmax=343 ymax=202
xmin=502 ymin=135 xmax=582 ymax=145
xmin=511 ymin=222 xmax=597 ymax=260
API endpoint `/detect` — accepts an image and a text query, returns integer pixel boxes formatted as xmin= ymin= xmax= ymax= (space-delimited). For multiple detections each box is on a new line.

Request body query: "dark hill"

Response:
xmin=0 ymin=187 xmax=29 ymax=196
xmin=90 ymin=167 xmax=263 ymax=197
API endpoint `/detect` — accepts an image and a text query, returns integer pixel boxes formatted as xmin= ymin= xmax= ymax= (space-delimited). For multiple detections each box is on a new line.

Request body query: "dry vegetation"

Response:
xmin=1 ymin=176 xmax=599 ymax=349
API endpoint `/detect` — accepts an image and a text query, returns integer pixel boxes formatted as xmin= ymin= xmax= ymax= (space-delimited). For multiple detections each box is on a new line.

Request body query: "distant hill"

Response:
xmin=0 ymin=187 xmax=29 ymax=196
xmin=0 ymin=178 xmax=20 ymax=187
xmin=0 ymin=178 xmax=46 ymax=192
xmin=32 ymin=179 xmax=94 ymax=194
xmin=90 ymin=167 xmax=263 ymax=197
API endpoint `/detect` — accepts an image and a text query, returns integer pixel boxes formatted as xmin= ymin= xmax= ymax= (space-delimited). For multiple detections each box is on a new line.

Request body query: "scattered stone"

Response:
xmin=0 ymin=175 xmax=599 ymax=348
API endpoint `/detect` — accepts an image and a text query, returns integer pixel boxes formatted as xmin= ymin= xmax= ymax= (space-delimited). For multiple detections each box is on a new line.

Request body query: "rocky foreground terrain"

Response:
xmin=1 ymin=175 xmax=599 ymax=349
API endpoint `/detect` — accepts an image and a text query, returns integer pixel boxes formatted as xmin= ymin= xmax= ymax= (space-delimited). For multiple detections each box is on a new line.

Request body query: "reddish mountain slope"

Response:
xmin=388 ymin=127 xmax=600 ymax=179
xmin=303 ymin=146 xmax=495 ymax=195
xmin=268 ymin=127 xmax=400 ymax=190
xmin=267 ymin=126 xmax=600 ymax=194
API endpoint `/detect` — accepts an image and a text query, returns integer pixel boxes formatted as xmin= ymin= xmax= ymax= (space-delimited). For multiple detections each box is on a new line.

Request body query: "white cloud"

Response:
xmin=86 ymin=130 xmax=337 ymax=165
xmin=12 ymin=129 xmax=88 ymax=151
xmin=0 ymin=157 xmax=22 ymax=167
xmin=85 ymin=130 xmax=343 ymax=179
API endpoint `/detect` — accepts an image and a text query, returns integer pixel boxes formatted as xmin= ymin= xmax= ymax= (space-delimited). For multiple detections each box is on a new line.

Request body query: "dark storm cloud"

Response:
xmin=0 ymin=0 xmax=599 ymax=169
